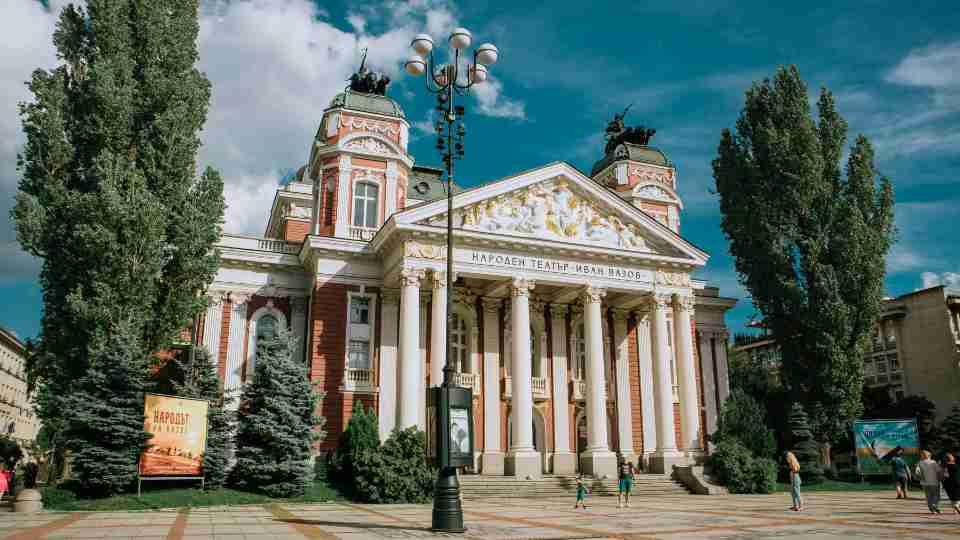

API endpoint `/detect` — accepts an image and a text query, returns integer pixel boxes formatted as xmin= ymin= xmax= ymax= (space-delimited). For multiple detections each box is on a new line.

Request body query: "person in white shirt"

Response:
xmin=914 ymin=450 xmax=943 ymax=514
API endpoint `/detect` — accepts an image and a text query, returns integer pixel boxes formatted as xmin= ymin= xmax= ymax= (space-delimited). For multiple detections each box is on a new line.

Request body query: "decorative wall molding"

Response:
xmin=655 ymin=270 xmax=691 ymax=287
xmin=404 ymin=241 xmax=447 ymax=260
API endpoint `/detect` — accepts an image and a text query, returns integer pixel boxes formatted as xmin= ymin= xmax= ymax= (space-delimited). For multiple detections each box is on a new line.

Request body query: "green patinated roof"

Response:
xmin=406 ymin=165 xmax=462 ymax=202
xmin=589 ymin=142 xmax=671 ymax=176
xmin=327 ymin=89 xmax=405 ymax=118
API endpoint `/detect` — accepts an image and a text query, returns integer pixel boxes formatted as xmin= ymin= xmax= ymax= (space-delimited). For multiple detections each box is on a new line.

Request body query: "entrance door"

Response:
xmin=575 ymin=413 xmax=587 ymax=472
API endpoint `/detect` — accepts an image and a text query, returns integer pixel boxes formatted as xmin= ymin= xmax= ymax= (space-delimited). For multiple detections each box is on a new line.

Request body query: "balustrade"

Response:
xmin=348 ymin=226 xmax=377 ymax=241
xmin=453 ymin=372 xmax=481 ymax=394
xmin=503 ymin=376 xmax=551 ymax=400
xmin=344 ymin=367 xmax=375 ymax=392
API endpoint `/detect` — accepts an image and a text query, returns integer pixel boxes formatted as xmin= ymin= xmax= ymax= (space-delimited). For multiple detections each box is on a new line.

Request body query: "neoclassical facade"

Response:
xmin=194 ymin=86 xmax=736 ymax=477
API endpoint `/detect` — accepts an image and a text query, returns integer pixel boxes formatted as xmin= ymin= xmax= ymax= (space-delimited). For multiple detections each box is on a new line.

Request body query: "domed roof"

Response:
xmin=327 ymin=89 xmax=405 ymax=118
xmin=590 ymin=142 xmax=671 ymax=176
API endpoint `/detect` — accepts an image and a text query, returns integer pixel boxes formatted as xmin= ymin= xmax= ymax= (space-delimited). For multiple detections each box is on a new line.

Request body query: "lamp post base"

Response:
xmin=431 ymin=465 xmax=465 ymax=532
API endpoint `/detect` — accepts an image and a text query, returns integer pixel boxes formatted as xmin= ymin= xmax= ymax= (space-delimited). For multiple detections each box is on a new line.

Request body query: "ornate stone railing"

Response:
xmin=219 ymin=234 xmax=299 ymax=254
xmin=344 ymin=367 xmax=375 ymax=392
xmin=348 ymin=226 xmax=377 ymax=241
xmin=503 ymin=376 xmax=551 ymax=400
xmin=453 ymin=372 xmax=481 ymax=394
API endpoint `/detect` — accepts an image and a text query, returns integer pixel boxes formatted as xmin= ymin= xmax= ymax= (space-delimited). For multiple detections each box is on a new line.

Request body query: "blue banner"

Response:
xmin=853 ymin=419 xmax=920 ymax=476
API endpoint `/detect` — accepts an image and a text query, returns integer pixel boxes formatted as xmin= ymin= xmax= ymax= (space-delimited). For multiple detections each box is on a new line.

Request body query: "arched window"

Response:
xmin=352 ymin=182 xmax=379 ymax=229
xmin=247 ymin=307 xmax=287 ymax=379
xmin=257 ymin=314 xmax=278 ymax=342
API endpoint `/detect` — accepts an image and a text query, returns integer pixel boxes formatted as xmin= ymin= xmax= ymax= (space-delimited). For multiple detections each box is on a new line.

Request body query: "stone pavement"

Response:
xmin=1 ymin=491 xmax=959 ymax=539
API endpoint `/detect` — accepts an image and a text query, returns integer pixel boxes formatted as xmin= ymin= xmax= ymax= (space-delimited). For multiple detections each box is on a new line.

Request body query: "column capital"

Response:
xmin=550 ymin=304 xmax=569 ymax=320
xmin=481 ymin=297 xmax=502 ymax=314
xmin=206 ymin=291 xmax=228 ymax=305
xmin=581 ymin=286 xmax=606 ymax=305
xmin=430 ymin=270 xmax=447 ymax=290
xmin=381 ymin=288 xmax=401 ymax=305
xmin=650 ymin=292 xmax=672 ymax=310
xmin=610 ymin=308 xmax=631 ymax=322
xmin=229 ymin=291 xmax=252 ymax=305
xmin=674 ymin=294 xmax=695 ymax=313
xmin=511 ymin=278 xmax=536 ymax=297
xmin=400 ymin=268 xmax=425 ymax=287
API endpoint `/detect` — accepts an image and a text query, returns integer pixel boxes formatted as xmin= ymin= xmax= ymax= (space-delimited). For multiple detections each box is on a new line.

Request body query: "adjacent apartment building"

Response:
xmin=732 ymin=285 xmax=960 ymax=420
xmin=0 ymin=326 xmax=40 ymax=450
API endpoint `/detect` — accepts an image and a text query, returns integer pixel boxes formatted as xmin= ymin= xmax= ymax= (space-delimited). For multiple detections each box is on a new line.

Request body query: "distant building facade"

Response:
xmin=731 ymin=285 xmax=960 ymax=420
xmin=0 ymin=327 xmax=40 ymax=450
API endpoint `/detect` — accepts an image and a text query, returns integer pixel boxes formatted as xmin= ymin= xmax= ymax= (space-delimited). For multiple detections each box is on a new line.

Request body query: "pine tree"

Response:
xmin=172 ymin=347 xmax=233 ymax=490
xmin=788 ymin=402 xmax=823 ymax=483
xmin=329 ymin=401 xmax=380 ymax=498
xmin=713 ymin=66 xmax=895 ymax=447
xmin=12 ymin=1 xmax=223 ymax=493
xmin=231 ymin=328 xmax=319 ymax=498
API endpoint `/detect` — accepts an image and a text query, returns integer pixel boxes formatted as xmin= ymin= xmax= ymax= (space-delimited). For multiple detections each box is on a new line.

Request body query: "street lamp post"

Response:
xmin=405 ymin=28 xmax=498 ymax=533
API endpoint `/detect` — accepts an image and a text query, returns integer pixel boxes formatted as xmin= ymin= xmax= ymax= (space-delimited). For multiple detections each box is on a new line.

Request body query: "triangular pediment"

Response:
xmin=391 ymin=162 xmax=707 ymax=264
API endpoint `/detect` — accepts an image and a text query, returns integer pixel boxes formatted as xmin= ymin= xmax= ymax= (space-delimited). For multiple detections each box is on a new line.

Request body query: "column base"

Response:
xmin=505 ymin=450 xmax=541 ymax=478
xmin=579 ymin=449 xmax=617 ymax=478
xmin=481 ymin=452 xmax=505 ymax=476
xmin=552 ymin=452 xmax=577 ymax=475
xmin=649 ymin=450 xmax=687 ymax=474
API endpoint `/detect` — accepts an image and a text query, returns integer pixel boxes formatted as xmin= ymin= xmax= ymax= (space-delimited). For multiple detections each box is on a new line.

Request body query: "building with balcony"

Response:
xmin=731 ymin=285 xmax=960 ymax=421
xmin=193 ymin=72 xmax=737 ymax=478
xmin=0 ymin=326 xmax=40 ymax=452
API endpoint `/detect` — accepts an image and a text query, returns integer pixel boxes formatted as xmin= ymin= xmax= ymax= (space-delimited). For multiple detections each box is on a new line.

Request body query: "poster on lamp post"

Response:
xmin=853 ymin=419 xmax=920 ymax=476
xmin=140 ymin=393 xmax=209 ymax=477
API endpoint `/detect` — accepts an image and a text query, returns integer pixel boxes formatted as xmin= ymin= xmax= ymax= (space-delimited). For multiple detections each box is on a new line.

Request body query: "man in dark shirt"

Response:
xmin=618 ymin=460 xmax=636 ymax=508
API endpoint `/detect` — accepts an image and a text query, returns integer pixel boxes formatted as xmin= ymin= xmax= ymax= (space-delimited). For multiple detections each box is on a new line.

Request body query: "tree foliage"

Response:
xmin=352 ymin=428 xmax=436 ymax=504
xmin=713 ymin=389 xmax=777 ymax=459
xmin=788 ymin=403 xmax=824 ymax=484
xmin=710 ymin=439 xmax=777 ymax=494
xmin=938 ymin=404 xmax=960 ymax=456
xmin=12 ymin=0 xmax=223 ymax=494
xmin=863 ymin=393 xmax=941 ymax=449
xmin=0 ymin=436 xmax=24 ymax=469
xmin=328 ymin=401 xmax=379 ymax=499
xmin=713 ymin=66 xmax=895 ymax=445
xmin=231 ymin=328 xmax=320 ymax=498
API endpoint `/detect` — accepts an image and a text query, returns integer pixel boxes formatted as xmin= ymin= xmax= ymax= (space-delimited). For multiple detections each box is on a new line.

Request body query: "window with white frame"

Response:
xmin=348 ymin=339 xmax=371 ymax=369
xmin=345 ymin=292 xmax=376 ymax=391
xmin=352 ymin=182 xmax=379 ymax=229
xmin=350 ymin=296 xmax=370 ymax=324
xmin=451 ymin=314 xmax=468 ymax=372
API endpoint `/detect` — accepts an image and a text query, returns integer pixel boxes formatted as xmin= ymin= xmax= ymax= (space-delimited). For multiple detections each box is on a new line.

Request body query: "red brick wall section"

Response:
xmin=309 ymin=281 xmax=356 ymax=450
xmin=283 ymin=219 xmax=310 ymax=242
xmin=674 ymin=403 xmax=682 ymax=447
xmin=627 ymin=316 xmax=644 ymax=454
xmin=217 ymin=298 xmax=232 ymax=386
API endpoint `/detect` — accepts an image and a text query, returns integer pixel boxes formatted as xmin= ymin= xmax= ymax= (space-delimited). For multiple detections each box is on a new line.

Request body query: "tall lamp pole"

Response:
xmin=404 ymin=29 xmax=499 ymax=533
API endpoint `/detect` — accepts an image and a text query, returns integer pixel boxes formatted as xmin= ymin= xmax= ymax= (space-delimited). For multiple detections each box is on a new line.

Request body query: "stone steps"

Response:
xmin=458 ymin=474 xmax=690 ymax=499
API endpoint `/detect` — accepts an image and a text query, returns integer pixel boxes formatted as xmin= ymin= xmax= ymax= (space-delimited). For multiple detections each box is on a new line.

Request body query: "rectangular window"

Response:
xmin=352 ymin=182 xmax=379 ymax=229
xmin=350 ymin=296 xmax=370 ymax=324
xmin=324 ymin=190 xmax=335 ymax=225
xmin=348 ymin=340 xmax=370 ymax=369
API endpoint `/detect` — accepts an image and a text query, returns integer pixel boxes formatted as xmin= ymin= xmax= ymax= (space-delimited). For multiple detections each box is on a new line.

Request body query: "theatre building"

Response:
xmin=196 ymin=82 xmax=736 ymax=478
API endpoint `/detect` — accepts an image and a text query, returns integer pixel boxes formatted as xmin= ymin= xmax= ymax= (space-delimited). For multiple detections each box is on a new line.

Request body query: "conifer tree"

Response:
xmin=713 ymin=66 xmax=895 ymax=448
xmin=231 ymin=328 xmax=320 ymax=497
xmin=12 ymin=1 xmax=223 ymax=494
xmin=788 ymin=402 xmax=823 ymax=483
xmin=172 ymin=347 xmax=233 ymax=490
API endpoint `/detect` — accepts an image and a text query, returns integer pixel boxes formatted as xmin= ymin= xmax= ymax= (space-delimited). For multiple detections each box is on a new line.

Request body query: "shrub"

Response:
xmin=327 ymin=402 xmax=380 ymax=498
xmin=352 ymin=428 xmax=435 ymax=503
xmin=710 ymin=440 xmax=776 ymax=494
xmin=713 ymin=389 xmax=777 ymax=459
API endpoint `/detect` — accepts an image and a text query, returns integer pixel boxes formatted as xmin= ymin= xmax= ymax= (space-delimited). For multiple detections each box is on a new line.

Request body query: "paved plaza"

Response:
xmin=1 ymin=491 xmax=959 ymax=539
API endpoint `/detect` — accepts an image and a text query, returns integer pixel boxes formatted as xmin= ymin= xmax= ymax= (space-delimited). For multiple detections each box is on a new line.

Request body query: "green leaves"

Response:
xmin=713 ymin=65 xmax=896 ymax=446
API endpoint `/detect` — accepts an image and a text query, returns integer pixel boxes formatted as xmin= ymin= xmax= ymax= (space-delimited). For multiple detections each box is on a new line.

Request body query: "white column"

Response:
xmin=698 ymin=329 xmax=719 ymax=451
xmin=333 ymin=155 xmax=351 ymax=238
xmin=429 ymin=271 xmax=447 ymax=387
xmin=201 ymin=293 xmax=225 ymax=368
xmin=550 ymin=305 xmax=576 ymax=474
xmin=418 ymin=295 xmax=429 ymax=430
xmin=378 ymin=289 xmax=400 ymax=441
xmin=674 ymin=294 xmax=701 ymax=453
xmin=506 ymin=278 xmax=540 ymax=478
xmin=581 ymin=286 xmax=616 ymax=477
xmin=481 ymin=297 xmax=504 ymax=475
xmin=290 ymin=296 xmax=308 ymax=364
xmin=612 ymin=309 xmax=636 ymax=464
xmin=636 ymin=309 xmax=657 ymax=467
xmin=224 ymin=292 xmax=250 ymax=410
xmin=650 ymin=293 xmax=682 ymax=472
xmin=398 ymin=269 xmax=424 ymax=430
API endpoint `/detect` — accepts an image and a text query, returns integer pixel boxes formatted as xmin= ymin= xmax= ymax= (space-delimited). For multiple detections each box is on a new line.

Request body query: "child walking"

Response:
xmin=574 ymin=475 xmax=589 ymax=509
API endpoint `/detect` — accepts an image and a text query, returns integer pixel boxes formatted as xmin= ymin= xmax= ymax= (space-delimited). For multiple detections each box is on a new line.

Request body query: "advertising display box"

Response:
xmin=138 ymin=393 xmax=209 ymax=494
xmin=853 ymin=418 xmax=920 ymax=476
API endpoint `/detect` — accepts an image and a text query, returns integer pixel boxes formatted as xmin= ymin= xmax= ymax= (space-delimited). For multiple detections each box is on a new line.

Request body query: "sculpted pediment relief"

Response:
xmin=635 ymin=184 xmax=676 ymax=203
xmin=421 ymin=178 xmax=656 ymax=252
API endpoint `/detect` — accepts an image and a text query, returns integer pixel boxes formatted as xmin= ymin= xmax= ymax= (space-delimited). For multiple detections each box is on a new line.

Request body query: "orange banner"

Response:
xmin=140 ymin=393 xmax=209 ymax=477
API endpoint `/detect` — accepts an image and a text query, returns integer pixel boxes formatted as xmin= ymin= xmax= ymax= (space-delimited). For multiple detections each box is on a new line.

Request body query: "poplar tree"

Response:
xmin=713 ymin=66 xmax=895 ymax=449
xmin=13 ymin=0 xmax=223 ymax=495
xmin=231 ymin=328 xmax=320 ymax=497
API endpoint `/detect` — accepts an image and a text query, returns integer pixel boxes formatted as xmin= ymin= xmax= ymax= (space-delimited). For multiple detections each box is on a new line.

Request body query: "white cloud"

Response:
xmin=470 ymin=76 xmax=526 ymax=119
xmin=921 ymin=271 xmax=960 ymax=289
xmin=886 ymin=41 xmax=960 ymax=89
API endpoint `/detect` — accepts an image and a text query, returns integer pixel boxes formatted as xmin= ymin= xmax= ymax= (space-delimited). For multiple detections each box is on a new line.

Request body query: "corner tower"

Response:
xmin=304 ymin=61 xmax=413 ymax=241
xmin=589 ymin=109 xmax=683 ymax=233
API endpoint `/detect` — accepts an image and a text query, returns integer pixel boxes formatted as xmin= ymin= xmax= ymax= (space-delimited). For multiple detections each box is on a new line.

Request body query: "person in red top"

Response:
xmin=0 ymin=465 xmax=9 ymax=502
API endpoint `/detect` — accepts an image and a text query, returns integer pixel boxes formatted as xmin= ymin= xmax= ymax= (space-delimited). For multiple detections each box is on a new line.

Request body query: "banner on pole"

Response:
xmin=140 ymin=393 xmax=209 ymax=477
xmin=852 ymin=418 xmax=920 ymax=476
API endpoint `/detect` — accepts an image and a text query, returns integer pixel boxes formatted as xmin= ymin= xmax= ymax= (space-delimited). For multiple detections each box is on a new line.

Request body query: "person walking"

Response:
xmin=617 ymin=460 xmax=636 ymax=509
xmin=574 ymin=475 xmax=589 ymax=509
xmin=891 ymin=448 xmax=912 ymax=499
xmin=915 ymin=450 xmax=944 ymax=514
xmin=0 ymin=465 xmax=8 ymax=503
xmin=943 ymin=453 xmax=960 ymax=515
xmin=786 ymin=451 xmax=803 ymax=511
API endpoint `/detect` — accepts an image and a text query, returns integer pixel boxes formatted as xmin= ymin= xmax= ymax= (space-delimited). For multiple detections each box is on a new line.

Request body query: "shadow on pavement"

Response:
xmin=274 ymin=518 xmax=433 ymax=533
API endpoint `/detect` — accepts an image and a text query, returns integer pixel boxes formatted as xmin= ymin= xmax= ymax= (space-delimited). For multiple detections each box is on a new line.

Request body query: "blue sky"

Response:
xmin=2 ymin=0 xmax=959 ymax=342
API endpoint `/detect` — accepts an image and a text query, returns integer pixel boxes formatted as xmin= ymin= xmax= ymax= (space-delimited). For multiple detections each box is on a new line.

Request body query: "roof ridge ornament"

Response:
xmin=604 ymin=105 xmax=656 ymax=155
xmin=347 ymin=48 xmax=391 ymax=96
